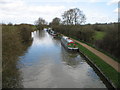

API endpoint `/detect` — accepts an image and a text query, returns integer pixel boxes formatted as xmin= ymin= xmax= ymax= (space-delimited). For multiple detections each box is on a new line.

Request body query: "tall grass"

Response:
xmin=2 ymin=24 xmax=33 ymax=88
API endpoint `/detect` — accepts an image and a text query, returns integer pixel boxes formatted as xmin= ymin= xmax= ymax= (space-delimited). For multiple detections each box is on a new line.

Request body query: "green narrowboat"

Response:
xmin=61 ymin=36 xmax=79 ymax=51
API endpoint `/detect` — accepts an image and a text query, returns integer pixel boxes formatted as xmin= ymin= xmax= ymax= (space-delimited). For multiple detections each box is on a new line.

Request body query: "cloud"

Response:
xmin=60 ymin=0 xmax=101 ymax=3
xmin=0 ymin=0 xmax=118 ymax=24
xmin=85 ymin=10 xmax=116 ymax=23
xmin=114 ymin=8 xmax=120 ymax=13
xmin=23 ymin=0 xmax=106 ymax=3
xmin=107 ymin=0 xmax=119 ymax=5
xmin=0 ymin=0 xmax=66 ymax=24
xmin=0 ymin=0 xmax=25 ymax=13
xmin=89 ymin=0 xmax=100 ymax=3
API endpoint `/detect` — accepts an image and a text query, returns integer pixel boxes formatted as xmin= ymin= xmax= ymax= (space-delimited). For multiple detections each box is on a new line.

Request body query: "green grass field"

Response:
xmin=94 ymin=31 xmax=106 ymax=40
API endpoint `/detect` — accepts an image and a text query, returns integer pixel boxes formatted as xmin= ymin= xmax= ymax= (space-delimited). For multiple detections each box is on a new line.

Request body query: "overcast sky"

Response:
xmin=0 ymin=0 xmax=119 ymax=24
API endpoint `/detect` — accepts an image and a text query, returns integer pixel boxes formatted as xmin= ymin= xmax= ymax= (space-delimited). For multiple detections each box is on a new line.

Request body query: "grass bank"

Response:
xmin=76 ymin=42 xmax=120 ymax=88
xmin=70 ymin=35 xmax=120 ymax=64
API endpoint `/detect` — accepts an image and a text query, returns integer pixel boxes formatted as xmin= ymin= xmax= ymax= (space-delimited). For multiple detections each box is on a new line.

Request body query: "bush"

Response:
xmin=2 ymin=25 xmax=33 ymax=88
xmin=94 ymin=23 xmax=120 ymax=62
xmin=18 ymin=24 xmax=32 ymax=42
xmin=52 ymin=25 xmax=95 ymax=43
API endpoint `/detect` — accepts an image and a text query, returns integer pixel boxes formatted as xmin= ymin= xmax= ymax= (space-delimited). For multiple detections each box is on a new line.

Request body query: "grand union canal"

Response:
xmin=15 ymin=30 xmax=107 ymax=88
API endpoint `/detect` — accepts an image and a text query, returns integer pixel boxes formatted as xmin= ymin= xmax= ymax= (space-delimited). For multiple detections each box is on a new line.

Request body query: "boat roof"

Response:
xmin=62 ymin=36 xmax=74 ymax=43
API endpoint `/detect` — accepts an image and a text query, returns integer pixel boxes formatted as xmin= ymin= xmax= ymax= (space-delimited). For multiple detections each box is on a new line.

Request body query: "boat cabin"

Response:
xmin=61 ymin=36 xmax=79 ymax=51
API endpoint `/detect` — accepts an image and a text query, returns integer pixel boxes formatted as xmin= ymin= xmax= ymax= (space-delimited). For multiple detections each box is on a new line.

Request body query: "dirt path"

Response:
xmin=72 ymin=39 xmax=120 ymax=72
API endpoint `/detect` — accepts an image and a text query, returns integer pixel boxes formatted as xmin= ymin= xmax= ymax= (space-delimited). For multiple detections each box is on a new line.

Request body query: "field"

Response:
xmin=94 ymin=31 xmax=106 ymax=40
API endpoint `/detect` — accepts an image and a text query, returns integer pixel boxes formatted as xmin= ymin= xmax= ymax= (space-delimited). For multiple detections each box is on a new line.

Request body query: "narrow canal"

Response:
xmin=17 ymin=30 xmax=107 ymax=88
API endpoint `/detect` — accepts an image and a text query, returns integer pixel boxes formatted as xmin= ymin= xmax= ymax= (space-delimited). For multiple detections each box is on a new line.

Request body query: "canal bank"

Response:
xmin=78 ymin=49 xmax=115 ymax=89
xmin=60 ymin=34 xmax=119 ymax=88
xmin=74 ymin=39 xmax=119 ymax=88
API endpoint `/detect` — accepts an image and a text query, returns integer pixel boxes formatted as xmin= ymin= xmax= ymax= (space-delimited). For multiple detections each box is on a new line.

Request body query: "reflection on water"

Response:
xmin=32 ymin=30 xmax=54 ymax=47
xmin=61 ymin=47 xmax=84 ymax=67
xmin=5 ymin=30 xmax=107 ymax=88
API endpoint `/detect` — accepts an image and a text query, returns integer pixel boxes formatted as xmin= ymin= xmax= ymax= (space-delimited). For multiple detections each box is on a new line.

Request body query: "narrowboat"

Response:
xmin=61 ymin=36 xmax=79 ymax=51
xmin=50 ymin=30 xmax=56 ymax=36
xmin=47 ymin=30 xmax=58 ymax=37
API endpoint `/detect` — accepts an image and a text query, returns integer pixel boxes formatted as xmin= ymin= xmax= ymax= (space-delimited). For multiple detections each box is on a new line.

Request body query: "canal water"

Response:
xmin=17 ymin=30 xmax=106 ymax=88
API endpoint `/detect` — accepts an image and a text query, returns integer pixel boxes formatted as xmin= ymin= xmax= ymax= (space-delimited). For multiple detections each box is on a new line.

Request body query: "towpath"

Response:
xmin=72 ymin=39 xmax=120 ymax=72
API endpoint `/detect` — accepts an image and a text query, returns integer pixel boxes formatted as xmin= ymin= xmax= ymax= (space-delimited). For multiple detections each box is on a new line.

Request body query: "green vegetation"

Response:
xmin=31 ymin=25 xmax=37 ymax=31
xmin=85 ymin=40 xmax=119 ymax=63
xmin=70 ymin=35 xmax=120 ymax=63
xmin=2 ymin=24 xmax=34 ymax=88
xmin=94 ymin=31 xmax=106 ymax=40
xmin=76 ymin=42 xmax=120 ymax=88
xmin=53 ymin=25 xmax=95 ymax=43
xmin=18 ymin=24 xmax=32 ymax=42
xmin=94 ymin=23 xmax=120 ymax=62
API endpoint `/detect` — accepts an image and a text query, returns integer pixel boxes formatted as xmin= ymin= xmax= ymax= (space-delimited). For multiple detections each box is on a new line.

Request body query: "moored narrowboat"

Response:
xmin=61 ymin=36 xmax=79 ymax=51
xmin=47 ymin=29 xmax=58 ymax=37
xmin=50 ymin=30 xmax=57 ymax=36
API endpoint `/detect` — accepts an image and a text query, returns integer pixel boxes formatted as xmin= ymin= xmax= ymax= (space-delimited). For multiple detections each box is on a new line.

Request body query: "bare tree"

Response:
xmin=62 ymin=11 xmax=68 ymax=25
xmin=34 ymin=17 xmax=48 ymax=30
xmin=73 ymin=8 xmax=86 ymax=25
xmin=62 ymin=9 xmax=74 ymax=25
xmin=35 ymin=17 xmax=47 ymax=25
xmin=62 ymin=8 xmax=86 ymax=25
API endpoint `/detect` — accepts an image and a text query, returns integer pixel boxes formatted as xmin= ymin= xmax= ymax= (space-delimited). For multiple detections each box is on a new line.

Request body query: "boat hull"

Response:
xmin=61 ymin=40 xmax=79 ymax=52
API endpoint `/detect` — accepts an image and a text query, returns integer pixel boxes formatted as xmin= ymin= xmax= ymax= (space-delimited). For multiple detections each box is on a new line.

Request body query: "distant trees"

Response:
xmin=50 ymin=17 xmax=61 ymax=26
xmin=53 ymin=25 xmax=95 ymax=43
xmin=62 ymin=8 xmax=86 ymax=25
xmin=8 ymin=22 xmax=13 ymax=26
xmin=34 ymin=17 xmax=48 ymax=30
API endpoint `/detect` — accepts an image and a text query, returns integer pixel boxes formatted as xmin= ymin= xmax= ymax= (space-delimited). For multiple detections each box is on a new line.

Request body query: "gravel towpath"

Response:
xmin=72 ymin=39 xmax=120 ymax=72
